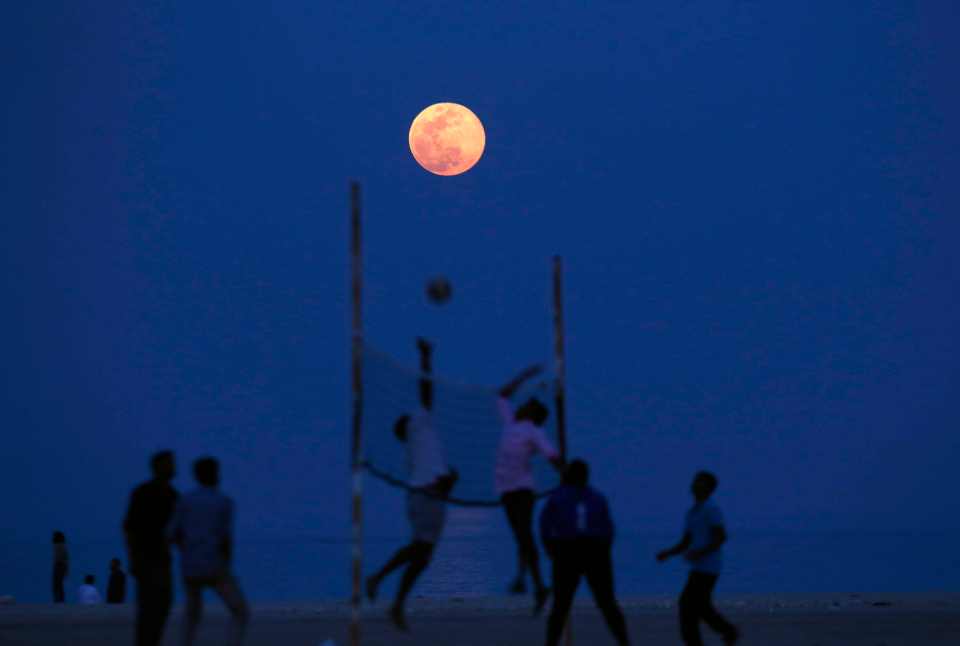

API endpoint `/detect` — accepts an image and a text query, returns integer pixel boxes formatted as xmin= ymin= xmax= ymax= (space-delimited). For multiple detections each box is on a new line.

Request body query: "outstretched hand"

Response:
xmin=524 ymin=363 xmax=544 ymax=377
xmin=656 ymin=550 xmax=671 ymax=563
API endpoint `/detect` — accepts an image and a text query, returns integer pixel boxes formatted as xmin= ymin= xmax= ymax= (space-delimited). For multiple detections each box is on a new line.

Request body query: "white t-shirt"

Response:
xmin=406 ymin=408 xmax=449 ymax=488
xmin=77 ymin=584 xmax=101 ymax=605
xmin=494 ymin=397 xmax=559 ymax=495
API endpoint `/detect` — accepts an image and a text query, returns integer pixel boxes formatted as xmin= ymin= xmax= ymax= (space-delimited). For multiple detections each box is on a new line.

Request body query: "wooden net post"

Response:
xmin=552 ymin=255 xmax=568 ymax=461
xmin=349 ymin=182 xmax=364 ymax=646
xmin=552 ymin=256 xmax=573 ymax=646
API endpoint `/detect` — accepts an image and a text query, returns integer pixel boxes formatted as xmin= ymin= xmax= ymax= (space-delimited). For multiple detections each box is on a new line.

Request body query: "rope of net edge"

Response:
xmin=361 ymin=461 xmax=557 ymax=508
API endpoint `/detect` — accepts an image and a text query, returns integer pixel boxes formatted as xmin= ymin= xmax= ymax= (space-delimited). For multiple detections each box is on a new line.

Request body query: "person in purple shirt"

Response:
xmin=656 ymin=470 xmax=739 ymax=646
xmin=167 ymin=457 xmax=250 ymax=646
xmin=495 ymin=364 xmax=563 ymax=612
xmin=539 ymin=459 xmax=630 ymax=646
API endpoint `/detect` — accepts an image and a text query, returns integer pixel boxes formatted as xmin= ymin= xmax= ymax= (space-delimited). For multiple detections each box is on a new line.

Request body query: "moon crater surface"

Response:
xmin=408 ymin=103 xmax=485 ymax=176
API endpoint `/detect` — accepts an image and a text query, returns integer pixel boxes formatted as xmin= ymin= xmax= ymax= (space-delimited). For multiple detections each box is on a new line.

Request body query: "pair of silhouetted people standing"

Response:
xmin=540 ymin=464 xmax=739 ymax=646
xmin=124 ymin=451 xmax=248 ymax=646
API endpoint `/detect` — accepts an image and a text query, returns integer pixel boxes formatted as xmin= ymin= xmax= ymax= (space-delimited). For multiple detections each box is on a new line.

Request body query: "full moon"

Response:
xmin=408 ymin=103 xmax=486 ymax=176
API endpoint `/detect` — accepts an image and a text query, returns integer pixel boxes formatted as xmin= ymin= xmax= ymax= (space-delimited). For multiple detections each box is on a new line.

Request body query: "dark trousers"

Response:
xmin=52 ymin=563 xmax=67 ymax=603
xmin=501 ymin=489 xmax=544 ymax=588
xmin=134 ymin=563 xmax=173 ymax=646
xmin=545 ymin=539 xmax=629 ymax=646
xmin=679 ymin=571 xmax=737 ymax=646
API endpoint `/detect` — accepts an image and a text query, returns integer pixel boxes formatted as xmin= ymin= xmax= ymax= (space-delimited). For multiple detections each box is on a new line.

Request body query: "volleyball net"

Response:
xmin=360 ymin=343 xmax=561 ymax=506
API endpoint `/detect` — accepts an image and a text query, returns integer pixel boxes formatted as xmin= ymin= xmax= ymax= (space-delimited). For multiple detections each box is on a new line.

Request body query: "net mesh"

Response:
xmin=361 ymin=344 xmax=561 ymax=506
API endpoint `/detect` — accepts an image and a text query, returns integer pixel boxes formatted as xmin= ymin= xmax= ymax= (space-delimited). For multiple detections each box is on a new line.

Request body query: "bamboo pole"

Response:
xmin=349 ymin=182 xmax=364 ymax=646
xmin=552 ymin=255 xmax=573 ymax=646
xmin=552 ymin=255 xmax=568 ymax=462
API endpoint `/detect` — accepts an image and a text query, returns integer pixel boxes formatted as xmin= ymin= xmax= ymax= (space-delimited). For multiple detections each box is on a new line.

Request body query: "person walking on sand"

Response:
xmin=51 ymin=531 xmax=69 ymax=603
xmin=107 ymin=558 xmax=127 ymax=604
xmin=495 ymin=364 xmax=563 ymax=613
xmin=365 ymin=337 xmax=458 ymax=632
xmin=168 ymin=456 xmax=250 ymax=646
xmin=124 ymin=450 xmax=179 ymax=646
xmin=657 ymin=470 xmax=740 ymax=646
xmin=540 ymin=459 xmax=630 ymax=646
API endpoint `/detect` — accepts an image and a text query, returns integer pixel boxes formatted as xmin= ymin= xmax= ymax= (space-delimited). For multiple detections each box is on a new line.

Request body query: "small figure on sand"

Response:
xmin=51 ymin=531 xmax=69 ymax=603
xmin=540 ymin=459 xmax=630 ymax=646
xmin=168 ymin=456 xmax=250 ymax=646
xmin=495 ymin=364 xmax=563 ymax=612
xmin=366 ymin=337 xmax=458 ymax=631
xmin=106 ymin=557 xmax=126 ymax=604
xmin=656 ymin=470 xmax=740 ymax=646
xmin=123 ymin=450 xmax=179 ymax=646
xmin=77 ymin=574 xmax=102 ymax=605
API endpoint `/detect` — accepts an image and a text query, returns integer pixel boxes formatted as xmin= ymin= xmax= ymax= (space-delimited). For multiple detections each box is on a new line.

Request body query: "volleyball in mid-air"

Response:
xmin=426 ymin=277 xmax=452 ymax=304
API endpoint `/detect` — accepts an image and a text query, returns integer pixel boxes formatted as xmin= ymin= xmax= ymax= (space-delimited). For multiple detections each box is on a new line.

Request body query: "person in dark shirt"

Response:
xmin=51 ymin=531 xmax=69 ymax=603
xmin=106 ymin=557 xmax=126 ymax=604
xmin=123 ymin=450 xmax=178 ymax=646
xmin=539 ymin=459 xmax=630 ymax=646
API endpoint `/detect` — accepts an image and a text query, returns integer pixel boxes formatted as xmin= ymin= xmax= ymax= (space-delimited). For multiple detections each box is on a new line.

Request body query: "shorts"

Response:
xmin=407 ymin=489 xmax=447 ymax=544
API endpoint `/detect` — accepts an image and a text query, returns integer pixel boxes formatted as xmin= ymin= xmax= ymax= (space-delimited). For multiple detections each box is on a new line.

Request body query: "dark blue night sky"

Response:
xmin=2 ymin=1 xmax=958 ymax=549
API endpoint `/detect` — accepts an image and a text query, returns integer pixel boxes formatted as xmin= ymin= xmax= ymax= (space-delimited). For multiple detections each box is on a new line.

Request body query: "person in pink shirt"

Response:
xmin=495 ymin=364 xmax=564 ymax=613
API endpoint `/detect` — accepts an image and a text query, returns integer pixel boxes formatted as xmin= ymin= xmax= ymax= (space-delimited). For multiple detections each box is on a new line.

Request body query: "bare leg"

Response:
xmin=367 ymin=543 xmax=420 ymax=600
xmin=391 ymin=542 xmax=434 ymax=631
xmin=213 ymin=574 xmax=250 ymax=646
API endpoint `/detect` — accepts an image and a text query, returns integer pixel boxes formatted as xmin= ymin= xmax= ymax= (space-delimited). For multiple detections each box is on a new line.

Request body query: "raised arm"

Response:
xmin=498 ymin=364 xmax=543 ymax=399
xmin=417 ymin=337 xmax=434 ymax=411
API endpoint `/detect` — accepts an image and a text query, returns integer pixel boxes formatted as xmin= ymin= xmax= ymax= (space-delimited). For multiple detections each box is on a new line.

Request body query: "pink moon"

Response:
xmin=408 ymin=103 xmax=486 ymax=176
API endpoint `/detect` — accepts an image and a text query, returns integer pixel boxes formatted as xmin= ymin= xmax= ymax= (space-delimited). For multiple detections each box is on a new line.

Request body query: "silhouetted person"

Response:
xmin=496 ymin=364 xmax=563 ymax=612
xmin=540 ymin=459 xmax=630 ymax=646
xmin=77 ymin=574 xmax=102 ymax=605
xmin=51 ymin=531 xmax=69 ymax=603
xmin=107 ymin=557 xmax=127 ymax=604
xmin=366 ymin=338 xmax=458 ymax=632
xmin=168 ymin=456 xmax=250 ymax=646
xmin=124 ymin=450 xmax=179 ymax=646
xmin=657 ymin=470 xmax=739 ymax=646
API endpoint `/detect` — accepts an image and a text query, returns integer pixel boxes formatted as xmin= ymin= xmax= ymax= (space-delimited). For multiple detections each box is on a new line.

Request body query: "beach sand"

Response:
xmin=1 ymin=594 xmax=958 ymax=645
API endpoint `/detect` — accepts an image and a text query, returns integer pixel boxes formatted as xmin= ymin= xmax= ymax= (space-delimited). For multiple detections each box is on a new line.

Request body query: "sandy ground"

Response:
xmin=1 ymin=594 xmax=958 ymax=645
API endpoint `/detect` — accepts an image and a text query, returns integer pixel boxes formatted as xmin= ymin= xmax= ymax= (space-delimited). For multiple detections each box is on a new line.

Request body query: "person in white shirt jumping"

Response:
xmin=366 ymin=338 xmax=457 ymax=632
xmin=77 ymin=575 xmax=102 ymax=605
xmin=495 ymin=364 xmax=564 ymax=613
